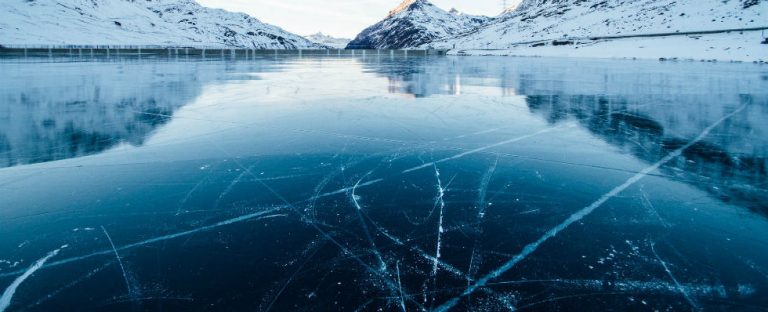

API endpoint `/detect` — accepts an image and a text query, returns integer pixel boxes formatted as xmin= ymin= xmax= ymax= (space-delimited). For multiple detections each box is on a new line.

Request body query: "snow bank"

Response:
xmin=452 ymin=31 xmax=768 ymax=63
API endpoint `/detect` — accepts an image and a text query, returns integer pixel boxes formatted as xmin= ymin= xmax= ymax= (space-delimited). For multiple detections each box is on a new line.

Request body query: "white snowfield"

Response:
xmin=0 ymin=0 xmax=322 ymax=49
xmin=452 ymin=31 xmax=768 ymax=62
xmin=428 ymin=0 xmax=768 ymax=62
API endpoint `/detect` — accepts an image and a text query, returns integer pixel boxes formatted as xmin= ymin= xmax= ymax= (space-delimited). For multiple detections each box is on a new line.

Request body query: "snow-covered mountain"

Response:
xmin=429 ymin=0 xmax=767 ymax=56
xmin=346 ymin=0 xmax=491 ymax=49
xmin=0 ymin=0 xmax=323 ymax=49
xmin=304 ymin=32 xmax=351 ymax=49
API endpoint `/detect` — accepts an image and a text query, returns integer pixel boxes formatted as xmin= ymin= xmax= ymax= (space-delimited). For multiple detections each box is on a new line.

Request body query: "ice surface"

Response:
xmin=0 ymin=53 xmax=767 ymax=311
xmin=0 ymin=246 xmax=65 ymax=312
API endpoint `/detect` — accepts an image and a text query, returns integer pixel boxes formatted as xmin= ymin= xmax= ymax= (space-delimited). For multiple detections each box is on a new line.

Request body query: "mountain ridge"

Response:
xmin=304 ymin=32 xmax=351 ymax=49
xmin=421 ymin=0 xmax=766 ymax=61
xmin=444 ymin=0 xmax=766 ymax=46
xmin=346 ymin=0 xmax=490 ymax=49
xmin=0 ymin=0 xmax=322 ymax=49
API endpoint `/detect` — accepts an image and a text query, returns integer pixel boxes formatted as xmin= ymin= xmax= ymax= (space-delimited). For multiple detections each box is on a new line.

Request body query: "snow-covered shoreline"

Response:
xmin=450 ymin=31 xmax=768 ymax=63
xmin=430 ymin=0 xmax=767 ymax=62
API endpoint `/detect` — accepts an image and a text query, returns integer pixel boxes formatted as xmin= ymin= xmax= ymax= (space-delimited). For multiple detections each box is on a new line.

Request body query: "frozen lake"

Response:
xmin=1 ymin=54 xmax=767 ymax=311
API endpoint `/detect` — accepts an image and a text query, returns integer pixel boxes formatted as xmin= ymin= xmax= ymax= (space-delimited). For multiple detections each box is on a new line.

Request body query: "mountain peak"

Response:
xmin=349 ymin=0 xmax=490 ymax=49
xmin=388 ymin=0 xmax=432 ymax=16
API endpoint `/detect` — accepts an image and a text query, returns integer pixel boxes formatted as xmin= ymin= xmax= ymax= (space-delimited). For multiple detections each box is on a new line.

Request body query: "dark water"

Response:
xmin=1 ymin=54 xmax=767 ymax=312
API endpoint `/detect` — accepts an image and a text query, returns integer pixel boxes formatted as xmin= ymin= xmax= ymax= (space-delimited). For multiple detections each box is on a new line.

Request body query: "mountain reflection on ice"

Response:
xmin=0 ymin=61 xmax=277 ymax=168
xmin=0 ymin=54 xmax=767 ymax=312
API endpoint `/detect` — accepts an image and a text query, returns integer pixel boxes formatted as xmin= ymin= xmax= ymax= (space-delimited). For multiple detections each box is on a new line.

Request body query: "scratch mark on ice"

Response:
xmin=1 ymin=246 xmax=66 ymax=312
xmin=311 ymin=179 xmax=384 ymax=200
xmin=434 ymin=103 xmax=748 ymax=312
xmin=353 ymin=299 xmax=375 ymax=312
xmin=351 ymin=172 xmax=388 ymax=273
xmin=403 ymin=127 xmax=559 ymax=174
xmin=467 ymin=157 xmax=498 ymax=308
xmin=26 ymin=261 xmax=113 ymax=309
xmin=214 ymin=165 xmax=254 ymax=209
xmin=476 ymin=156 xmax=498 ymax=220
xmin=101 ymin=226 xmax=134 ymax=299
xmin=651 ymin=242 xmax=700 ymax=310
xmin=357 ymin=211 xmax=465 ymax=279
xmin=415 ymin=248 xmax=466 ymax=279
xmin=640 ymin=188 xmax=670 ymax=228
xmin=202 ymin=143 xmax=426 ymax=308
xmin=176 ymin=163 xmax=220 ymax=215
xmin=237 ymin=164 xmax=427 ymax=310
xmin=432 ymin=166 xmax=446 ymax=279
xmin=306 ymin=171 xmax=336 ymax=219
xmin=0 ymin=210 xmax=287 ymax=278
xmin=430 ymin=166 xmax=447 ymax=307
xmin=397 ymin=262 xmax=407 ymax=312
xmin=264 ymin=240 xmax=325 ymax=312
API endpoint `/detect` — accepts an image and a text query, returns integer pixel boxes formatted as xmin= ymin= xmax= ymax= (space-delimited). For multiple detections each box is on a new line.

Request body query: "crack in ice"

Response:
xmin=26 ymin=261 xmax=113 ymax=309
xmin=214 ymin=164 xmax=255 ymax=209
xmin=1 ymin=246 xmax=66 ymax=312
xmin=0 ymin=210 xmax=286 ymax=278
xmin=433 ymin=103 xmax=748 ymax=312
xmin=397 ymin=262 xmax=407 ymax=312
xmin=403 ymin=127 xmax=561 ymax=174
xmin=218 ymin=154 xmax=426 ymax=310
xmin=430 ymin=166 xmax=447 ymax=308
xmin=264 ymin=240 xmax=325 ymax=312
xmin=651 ymin=242 xmax=700 ymax=310
xmin=432 ymin=166 xmax=446 ymax=279
xmin=476 ymin=157 xmax=498 ymax=220
xmin=101 ymin=226 xmax=134 ymax=299
xmin=351 ymin=172 xmax=389 ymax=273
xmin=466 ymin=156 xmax=499 ymax=303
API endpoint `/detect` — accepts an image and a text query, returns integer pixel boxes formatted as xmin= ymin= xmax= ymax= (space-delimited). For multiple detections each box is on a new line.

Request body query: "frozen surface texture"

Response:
xmin=0 ymin=54 xmax=767 ymax=311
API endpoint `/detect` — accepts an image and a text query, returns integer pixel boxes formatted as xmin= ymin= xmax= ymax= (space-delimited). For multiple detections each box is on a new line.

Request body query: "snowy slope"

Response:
xmin=452 ymin=32 xmax=768 ymax=62
xmin=429 ymin=0 xmax=767 ymax=61
xmin=0 ymin=0 xmax=323 ymax=49
xmin=304 ymin=33 xmax=351 ymax=49
xmin=346 ymin=0 xmax=490 ymax=49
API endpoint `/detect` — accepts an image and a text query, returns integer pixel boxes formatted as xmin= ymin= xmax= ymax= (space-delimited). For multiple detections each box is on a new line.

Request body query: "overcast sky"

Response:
xmin=195 ymin=0 xmax=522 ymax=38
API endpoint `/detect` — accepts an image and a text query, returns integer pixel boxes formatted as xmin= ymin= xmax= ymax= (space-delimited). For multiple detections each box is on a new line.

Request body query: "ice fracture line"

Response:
xmin=1 ymin=246 xmax=66 ymax=312
xmin=434 ymin=103 xmax=748 ymax=312
xmin=101 ymin=226 xmax=134 ymax=298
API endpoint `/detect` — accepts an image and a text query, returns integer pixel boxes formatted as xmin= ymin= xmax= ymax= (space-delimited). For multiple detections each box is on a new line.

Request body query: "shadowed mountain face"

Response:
xmin=346 ymin=0 xmax=490 ymax=49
